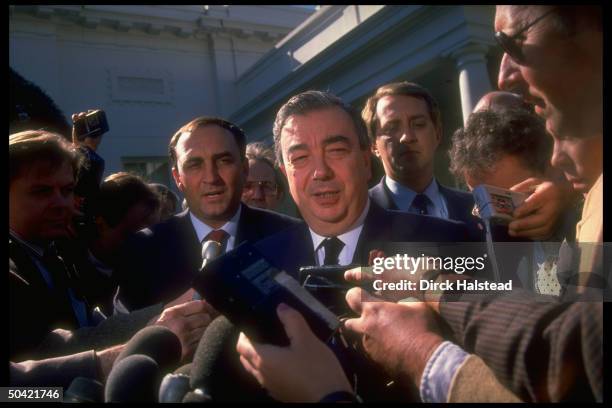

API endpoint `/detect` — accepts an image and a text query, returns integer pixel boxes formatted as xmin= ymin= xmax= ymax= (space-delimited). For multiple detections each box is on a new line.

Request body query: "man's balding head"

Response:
xmin=473 ymin=91 xmax=532 ymax=113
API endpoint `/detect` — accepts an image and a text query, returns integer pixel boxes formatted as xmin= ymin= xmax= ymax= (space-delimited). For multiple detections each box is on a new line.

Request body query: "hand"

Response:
xmin=71 ymin=110 xmax=101 ymax=151
xmin=153 ymin=300 xmax=213 ymax=363
xmin=343 ymin=288 xmax=444 ymax=389
xmin=345 ymin=249 xmax=430 ymax=302
xmin=236 ymin=303 xmax=352 ymax=402
xmin=164 ymin=288 xmax=220 ymax=319
xmin=509 ymin=178 xmax=565 ymax=240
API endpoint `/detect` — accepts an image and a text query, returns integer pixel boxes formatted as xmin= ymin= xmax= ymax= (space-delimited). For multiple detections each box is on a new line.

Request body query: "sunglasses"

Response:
xmin=494 ymin=8 xmax=557 ymax=63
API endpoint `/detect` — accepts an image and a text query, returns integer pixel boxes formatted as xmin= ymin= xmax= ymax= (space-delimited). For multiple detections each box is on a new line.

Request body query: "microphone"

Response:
xmin=158 ymin=373 xmax=191 ymax=403
xmin=189 ymin=316 xmax=269 ymax=402
xmin=193 ymin=240 xmax=222 ymax=300
xmin=104 ymin=355 xmax=160 ymax=402
xmin=114 ymin=325 xmax=182 ymax=374
xmin=182 ymin=388 xmax=212 ymax=403
xmin=64 ymin=377 xmax=104 ymax=403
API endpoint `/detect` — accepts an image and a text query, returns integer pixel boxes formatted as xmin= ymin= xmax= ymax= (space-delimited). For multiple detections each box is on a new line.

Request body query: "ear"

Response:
xmin=371 ymin=140 xmax=381 ymax=158
xmin=172 ymin=166 xmax=184 ymax=193
xmin=279 ymin=164 xmax=287 ymax=178
xmin=434 ymin=123 xmax=442 ymax=148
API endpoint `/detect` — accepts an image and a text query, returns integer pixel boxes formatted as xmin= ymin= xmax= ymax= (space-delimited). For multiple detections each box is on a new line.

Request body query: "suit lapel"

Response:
xmin=354 ymin=202 xmax=393 ymax=264
xmin=174 ymin=210 xmax=203 ymax=270
xmin=370 ymin=177 xmax=398 ymax=210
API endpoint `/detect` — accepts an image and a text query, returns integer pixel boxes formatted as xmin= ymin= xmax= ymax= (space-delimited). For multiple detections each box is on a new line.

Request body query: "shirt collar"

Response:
xmin=309 ymin=198 xmax=370 ymax=253
xmin=385 ymin=176 xmax=440 ymax=207
xmin=189 ymin=205 xmax=242 ymax=243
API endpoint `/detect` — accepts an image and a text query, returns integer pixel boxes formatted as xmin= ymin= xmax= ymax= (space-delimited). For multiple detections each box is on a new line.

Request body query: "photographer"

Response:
xmin=71 ymin=110 xmax=108 ymax=224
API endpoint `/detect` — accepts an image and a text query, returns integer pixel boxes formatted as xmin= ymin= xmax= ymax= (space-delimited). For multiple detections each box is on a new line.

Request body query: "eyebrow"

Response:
xmin=321 ymin=135 xmax=351 ymax=147
xmin=183 ymin=151 xmax=234 ymax=164
xmin=287 ymin=143 xmax=308 ymax=156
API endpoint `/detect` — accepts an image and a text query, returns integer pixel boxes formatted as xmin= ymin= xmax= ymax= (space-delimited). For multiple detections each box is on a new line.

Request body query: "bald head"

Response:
xmin=473 ymin=91 xmax=530 ymax=113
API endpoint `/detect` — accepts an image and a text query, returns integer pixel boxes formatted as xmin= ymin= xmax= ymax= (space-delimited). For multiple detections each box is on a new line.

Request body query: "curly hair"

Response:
xmin=449 ymin=108 xmax=552 ymax=181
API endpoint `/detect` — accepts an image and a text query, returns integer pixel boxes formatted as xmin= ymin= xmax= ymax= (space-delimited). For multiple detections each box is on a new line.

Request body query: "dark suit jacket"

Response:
xmin=9 ymin=236 xmax=83 ymax=361
xmin=113 ymin=204 xmax=301 ymax=311
xmin=9 ymin=234 xmax=163 ymax=361
xmin=369 ymin=176 xmax=476 ymax=224
xmin=254 ymin=200 xmax=471 ymax=279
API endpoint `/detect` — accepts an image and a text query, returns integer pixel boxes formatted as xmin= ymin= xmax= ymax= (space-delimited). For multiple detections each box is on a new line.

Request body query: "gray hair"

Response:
xmin=246 ymin=141 xmax=284 ymax=194
xmin=272 ymin=90 xmax=370 ymax=164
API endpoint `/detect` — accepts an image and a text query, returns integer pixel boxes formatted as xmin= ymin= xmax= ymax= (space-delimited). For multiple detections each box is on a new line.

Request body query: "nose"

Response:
xmin=312 ymin=154 xmax=333 ymax=181
xmin=49 ymin=188 xmax=74 ymax=214
xmin=202 ymin=162 xmax=221 ymax=184
xmin=251 ymin=184 xmax=265 ymax=200
xmin=550 ymin=140 xmax=570 ymax=171
xmin=399 ymin=127 xmax=417 ymax=144
xmin=497 ymin=52 xmax=523 ymax=92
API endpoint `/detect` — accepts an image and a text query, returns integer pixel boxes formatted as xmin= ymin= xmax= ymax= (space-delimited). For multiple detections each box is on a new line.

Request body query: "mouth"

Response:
xmin=311 ymin=190 xmax=340 ymax=205
xmin=202 ymin=191 xmax=225 ymax=199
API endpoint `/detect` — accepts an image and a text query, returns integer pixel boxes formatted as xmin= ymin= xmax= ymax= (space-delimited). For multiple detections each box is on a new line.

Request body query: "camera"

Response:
xmin=73 ymin=110 xmax=109 ymax=141
xmin=472 ymin=184 xmax=528 ymax=224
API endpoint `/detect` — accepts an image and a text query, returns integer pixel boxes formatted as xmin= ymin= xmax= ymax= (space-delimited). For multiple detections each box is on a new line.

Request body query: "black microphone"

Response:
xmin=104 ymin=354 xmax=160 ymax=402
xmin=189 ymin=316 xmax=269 ymax=402
xmin=193 ymin=240 xmax=222 ymax=301
xmin=64 ymin=377 xmax=104 ymax=403
xmin=158 ymin=373 xmax=191 ymax=403
xmin=114 ymin=325 xmax=182 ymax=374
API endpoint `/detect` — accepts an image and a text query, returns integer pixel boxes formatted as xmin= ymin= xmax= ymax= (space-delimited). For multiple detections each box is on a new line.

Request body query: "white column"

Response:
xmin=452 ymin=44 xmax=492 ymax=124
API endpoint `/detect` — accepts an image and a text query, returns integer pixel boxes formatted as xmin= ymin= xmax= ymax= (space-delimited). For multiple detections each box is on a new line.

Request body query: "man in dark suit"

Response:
xmin=236 ymin=90 xmax=472 ymax=402
xmin=113 ymin=117 xmax=300 ymax=312
xmin=361 ymin=81 xmax=475 ymax=225
xmin=253 ymin=90 xmax=469 ymax=275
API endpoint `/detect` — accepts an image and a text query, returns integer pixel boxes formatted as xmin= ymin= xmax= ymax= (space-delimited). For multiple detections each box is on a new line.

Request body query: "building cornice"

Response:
xmin=10 ymin=5 xmax=307 ymax=42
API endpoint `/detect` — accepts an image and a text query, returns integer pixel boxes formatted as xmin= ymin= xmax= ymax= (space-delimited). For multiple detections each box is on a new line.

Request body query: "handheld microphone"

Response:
xmin=104 ymin=354 xmax=160 ymax=402
xmin=189 ymin=316 xmax=268 ymax=402
xmin=193 ymin=240 xmax=222 ymax=301
xmin=114 ymin=325 xmax=182 ymax=374
xmin=158 ymin=373 xmax=191 ymax=403
xmin=64 ymin=377 xmax=104 ymax=403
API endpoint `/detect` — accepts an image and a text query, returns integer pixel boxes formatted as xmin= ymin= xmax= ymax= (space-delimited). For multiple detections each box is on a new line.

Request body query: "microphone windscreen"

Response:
xmin=174 ymin=362 xmax=192 ymax=375
xmin=182 ymin=388 xmax=212 ymax=403
xmin=114 ymin=325 xmax=181 ymax=373
xmin=104 ymin=354 xmax=160 ymax=402
xmin=158 ymin=373 xmax=191 ymax=403
xmin=190 ymin=316 xmax=270 ymax=401
xmin=64 ymin=377 xmax=104 ymax=403
xmin=190 ymin=315 xmax=235 ymax=390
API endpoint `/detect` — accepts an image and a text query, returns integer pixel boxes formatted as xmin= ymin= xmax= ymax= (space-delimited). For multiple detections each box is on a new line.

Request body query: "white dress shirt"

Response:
xmin=189 ymin=205 xmax=241 ymax=253
xmin=385 ymin=176 xmax=449 ymax=219
xmin=309 ymin=199 xmax=370 ymax=266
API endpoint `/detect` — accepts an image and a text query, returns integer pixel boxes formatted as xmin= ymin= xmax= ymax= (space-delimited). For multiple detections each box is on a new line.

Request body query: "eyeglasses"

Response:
xmin=494 ymin=8 xmax=557 ymax=63
xmin=243 ymin=181 xmax=278 ymax=196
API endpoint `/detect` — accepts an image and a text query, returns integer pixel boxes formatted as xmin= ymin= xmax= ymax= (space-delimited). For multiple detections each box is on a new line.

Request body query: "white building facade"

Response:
xmin=10 ymin=5 xmax=499 ymax=193
xmin=9 ymin=5 xmax=314 ymax=189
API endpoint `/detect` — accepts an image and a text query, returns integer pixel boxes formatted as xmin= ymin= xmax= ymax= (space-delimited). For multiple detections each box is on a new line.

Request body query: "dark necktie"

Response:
xmin=411 ymin=194 xmax=431 ymax=215
xmin=321 ymin=237 xmax=345 ymax=265
xmin=204 ymin=229 xmax=230 ymax=254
